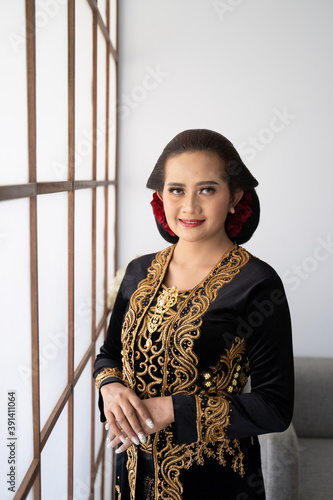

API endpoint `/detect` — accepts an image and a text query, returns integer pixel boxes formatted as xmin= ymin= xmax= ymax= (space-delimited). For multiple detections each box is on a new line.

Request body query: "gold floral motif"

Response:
xmin=199 ymin=337 xmax=250 ymax=397
xmin=95 ymin=367 xmax=123 ymax=390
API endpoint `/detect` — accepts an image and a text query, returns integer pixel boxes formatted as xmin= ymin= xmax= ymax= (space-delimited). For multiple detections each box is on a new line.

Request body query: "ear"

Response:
xmin=157 ymin=191 xmax=163 ymax=201
xmin=229 ymin=189 xmax=244 ymax=213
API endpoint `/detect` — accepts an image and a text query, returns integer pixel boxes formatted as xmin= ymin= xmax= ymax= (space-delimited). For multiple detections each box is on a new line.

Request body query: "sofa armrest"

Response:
xmin=259 ymin=423 xmax=299 ymax=500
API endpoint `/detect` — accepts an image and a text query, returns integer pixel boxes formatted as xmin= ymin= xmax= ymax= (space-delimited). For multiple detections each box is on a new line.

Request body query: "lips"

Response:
xmin=179 ymin=219 xmax=205 ymax=228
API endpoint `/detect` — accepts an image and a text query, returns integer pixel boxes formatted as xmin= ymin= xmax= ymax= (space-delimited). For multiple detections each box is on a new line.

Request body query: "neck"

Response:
xmin=173 ymin=236 xmax=234 ymax=269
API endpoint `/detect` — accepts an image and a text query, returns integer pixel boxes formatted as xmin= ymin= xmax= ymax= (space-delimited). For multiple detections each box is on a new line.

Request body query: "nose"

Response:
xmin=182 ymin=192 xmax=200 ymax=214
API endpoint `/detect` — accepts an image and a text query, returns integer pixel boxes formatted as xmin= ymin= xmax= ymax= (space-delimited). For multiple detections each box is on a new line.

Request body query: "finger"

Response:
xmin=107 ymin=435 xmax=122 ymax=448
xmin=108 ymin=414 xmax=128 ymax=444
xmin=120 ymin=394 xmax=156 ymax=439
xmin=112 ymin=405 xmax=145 ymax=445
xmin=106 ymin=389 xmax=153 ymax=443
xmin=106 ymin=432 xmax=116 ymax=444
xmin=128 ymin=395 xmax=155 ymax=430
xmin=115 ymin=438 xmax=134 ymax=454
xmin=106 ymin=427 xmax=124 ymax=445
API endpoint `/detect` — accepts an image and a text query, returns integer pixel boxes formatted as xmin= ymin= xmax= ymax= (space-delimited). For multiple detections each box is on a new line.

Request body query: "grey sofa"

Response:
xmin=259 ymin=357 xmax=333 ymax=500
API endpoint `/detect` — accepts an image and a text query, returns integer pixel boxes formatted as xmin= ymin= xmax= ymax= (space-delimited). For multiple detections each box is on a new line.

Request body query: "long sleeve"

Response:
xmin=93 ymin=281 xmax=127 ymax=421
xmin=172 ymin=272 xmax=294 ymax=444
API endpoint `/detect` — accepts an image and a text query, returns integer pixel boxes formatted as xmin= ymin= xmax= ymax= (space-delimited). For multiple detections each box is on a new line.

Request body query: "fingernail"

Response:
xmin=115 ymin=447 xmax=122 ymax=454
xmin=107 ymin=442 xmax=113 ymax=449
xmin=138 ymin=432 xmax=147 ymax=444
xmin=120 ymin=436 xmax=126 ymax=444
xmin=146 ymin=419 xmax=154 ymax=429
xmin=106 ymin=437 xmax=111 ymax=443
xmin=105 ymin=422 xmax=110 ymax=431
xmin=131 ymin=436 xmax=140 ymax=446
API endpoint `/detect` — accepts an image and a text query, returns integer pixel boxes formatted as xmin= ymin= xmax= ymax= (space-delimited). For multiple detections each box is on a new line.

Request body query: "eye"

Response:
xmin=168 ymin=188 xmax=184 ymax=195
xmin=200 ymin=187 xmax=215 ymax=195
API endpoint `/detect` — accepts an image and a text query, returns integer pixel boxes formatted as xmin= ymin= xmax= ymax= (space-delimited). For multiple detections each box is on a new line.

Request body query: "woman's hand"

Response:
xmin=101 ymin=383 xmax=155 ymax=451
xmin=140 ymin=396 xmax=175 ymax=432
xmin=104 ymin=390 xmax=175 ymax=454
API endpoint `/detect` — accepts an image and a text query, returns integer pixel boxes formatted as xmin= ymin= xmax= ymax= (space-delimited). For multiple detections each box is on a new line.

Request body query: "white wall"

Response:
xmin=117 ymin=0 xmax=333 ymax=358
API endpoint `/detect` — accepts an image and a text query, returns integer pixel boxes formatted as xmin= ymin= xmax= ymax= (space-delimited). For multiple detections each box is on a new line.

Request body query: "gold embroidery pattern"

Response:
xmin=145 ymin=285 xmax=179 ymax=349
xmin=166 ymin=247 xmax=250 ymax=398
xmin=200 ymin=337 xmax=250 ymax=396
xmin=154 ymin=430 xmax=186 ymax=499
xmin=95 ymin=367 xmax=123 ymax=390
xmin=196 ymin=395 xmax=230 ymax=442
xmin=185 ymin=440 xmax=245 ymax=474
xmin=121 ymin=246 xmax=174 ymax=390
xmin=115 ymin=478 xmax=121 ymax=499
xmin=156 ymin=430 xmax=246 ymax=499
xmin=126 ymin=446 xmax=138 ymax=500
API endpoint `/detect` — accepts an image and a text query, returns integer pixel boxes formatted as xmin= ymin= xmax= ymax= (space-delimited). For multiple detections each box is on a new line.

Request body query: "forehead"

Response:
xmin=165 ymin=151 xmax=226 ymax=180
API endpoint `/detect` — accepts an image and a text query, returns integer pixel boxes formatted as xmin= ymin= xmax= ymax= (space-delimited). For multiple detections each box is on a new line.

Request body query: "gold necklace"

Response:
xmin=145 ymin=286 xmax=179 ymax=349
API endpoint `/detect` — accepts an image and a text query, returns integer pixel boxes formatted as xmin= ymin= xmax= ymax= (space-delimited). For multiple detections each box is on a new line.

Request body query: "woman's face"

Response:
xmin=160 ymin=151 xmax=243 ymax=245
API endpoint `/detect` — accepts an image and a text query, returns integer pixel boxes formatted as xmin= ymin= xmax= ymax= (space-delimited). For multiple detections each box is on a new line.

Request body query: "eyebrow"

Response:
xmin=166 ymin=181 xmax=220 ymax=187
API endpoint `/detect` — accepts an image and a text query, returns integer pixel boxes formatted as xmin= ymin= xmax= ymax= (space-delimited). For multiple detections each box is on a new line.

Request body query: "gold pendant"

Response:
xmin=145 ymin=286 xmax=179 ymax=350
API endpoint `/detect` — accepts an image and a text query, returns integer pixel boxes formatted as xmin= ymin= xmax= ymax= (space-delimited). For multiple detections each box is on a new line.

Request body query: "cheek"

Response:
xmin=210 ymin=198 xmax=231 ymax=221
xmin=162 ymin=196 xmax=174 ymax=216
xmin=212 ymin=196 xmax=230 ymax=210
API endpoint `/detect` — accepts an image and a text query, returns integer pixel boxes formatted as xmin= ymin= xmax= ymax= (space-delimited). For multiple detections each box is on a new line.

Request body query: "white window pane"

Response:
xmin=41 ymin=404 xmax=68 ymax=499
xmin=74 ymin=189 xmax=92 ymax=369
xmin=73 ymin=362 xmax=92 ymax=500
xmin=0 ymin=2 xmax=28 ymax=185
xmin=108 ymin=56 xmax=117 ymax=181
xmin=37 ymin=192 xmax=68 ymax=428
xmin=75 ymin=0 xmax=93 ymax=181
xmin=95 ymin=330 xmax=107 ymax=461
xmin=107 ymin=185 xmax=116 ymax=285
xmin=98 ymin=0 xmax=107 ymax=27
xmin=36 ymin=3 xmax=68 ymax=182
xmin=94 ymin=447 xmax=114 ymax=500
xmin=94 ymin=460 xmax=103 ymax=500
xmin=110 ymin=0 xmax=117 ymax=50
xmin=0 ymin=199 xmax=34 ymax=490
xmin=96 ymin=29 xmax=107 ymax=181
xmin=103 ymin=446 xmax=114 ymax=500
xmin=96 ymin=187 xmax=105 ymax=327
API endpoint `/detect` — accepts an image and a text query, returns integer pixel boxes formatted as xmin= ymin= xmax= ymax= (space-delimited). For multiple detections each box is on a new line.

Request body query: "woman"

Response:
xmin=94 ymin=129 xmax=294 ymax=499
